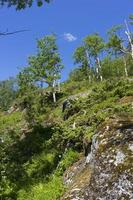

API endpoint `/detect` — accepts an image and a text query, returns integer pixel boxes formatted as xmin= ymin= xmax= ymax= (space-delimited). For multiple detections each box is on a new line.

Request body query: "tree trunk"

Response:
xmin=72 ymin=121 xmax=76 ymax=129
xmin=85 ymin=50 xmax=92 ymax=83
xmin=100 ymin=75 xmax=103 ymax=81
xmin=52 ymin=80 xmax=56 ymax=103
xmin=52 ymin=92 xmax=56 ymax=103
xmin=57 ymin=80 xmax=61 ymax=92
xmin=125 ymin=31 xmax=133 ymax=58
xmin=85 ymin=50 xmax=91 ymax=68
xmin=89 ymin=75 xmax=91 ymax=83
xmin=96 ymin=67 xmax=99 ymax=79
xmin=96 ymin=57 xmax=101 ymax=69
xmin=96 ymin=57 xmax=103 ymax=81
xmin=123 ymin=56 xmax=128 ymax=77
xmin=125 ymin=20 xmax=133 ymax=59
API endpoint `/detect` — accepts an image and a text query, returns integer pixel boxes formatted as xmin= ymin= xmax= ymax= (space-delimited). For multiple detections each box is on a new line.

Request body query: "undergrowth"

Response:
xmin=0 ymin=79 xmax=133 ymax=200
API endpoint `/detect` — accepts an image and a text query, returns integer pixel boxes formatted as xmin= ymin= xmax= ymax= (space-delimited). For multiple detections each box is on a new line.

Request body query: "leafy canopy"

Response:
xmin=0 ymin=0 xmax=51 ymax=10
xmin=27 ymin=34 xmax=63 ymax=87
xmin=84 ymin=33 xmax=105 ymax=58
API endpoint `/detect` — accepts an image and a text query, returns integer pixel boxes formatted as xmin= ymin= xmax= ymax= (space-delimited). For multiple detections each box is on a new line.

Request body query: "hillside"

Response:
xmin=1 ymin=1 xmax=133 ymax=200
xmin=0 ymin=78 xmax=133 ymax=200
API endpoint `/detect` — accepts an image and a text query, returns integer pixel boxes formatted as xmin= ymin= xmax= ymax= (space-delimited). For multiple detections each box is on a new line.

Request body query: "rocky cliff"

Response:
xmin=61 ymin=116 xmax=133 ymax=200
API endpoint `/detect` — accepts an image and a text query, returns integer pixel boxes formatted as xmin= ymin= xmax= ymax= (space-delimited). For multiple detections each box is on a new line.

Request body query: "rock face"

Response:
xmin=61 ymin=116 xmax=133 ymax=200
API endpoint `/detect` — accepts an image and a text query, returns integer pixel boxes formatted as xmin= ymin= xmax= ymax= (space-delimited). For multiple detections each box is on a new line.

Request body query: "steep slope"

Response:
xmin=61 ymin=116 xmax=133 ymax=200
xmin=1 ymin=79 xmax=133 ymax=200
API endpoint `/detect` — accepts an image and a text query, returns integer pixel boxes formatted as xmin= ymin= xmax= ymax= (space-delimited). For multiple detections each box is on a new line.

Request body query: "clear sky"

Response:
xmin=0 ymin=0 xmax=132 ymax=81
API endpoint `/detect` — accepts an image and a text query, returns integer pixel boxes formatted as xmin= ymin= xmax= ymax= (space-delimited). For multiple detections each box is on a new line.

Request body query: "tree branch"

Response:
xmin=120 ymin=48 xmax=130 ymax=54
xmin=0 ymin=29 xmax=30 ymax=36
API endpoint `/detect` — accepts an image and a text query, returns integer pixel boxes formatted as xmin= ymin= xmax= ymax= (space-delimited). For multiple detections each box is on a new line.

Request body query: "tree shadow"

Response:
xmin=1 ymin=124 xmax=59 ymax=200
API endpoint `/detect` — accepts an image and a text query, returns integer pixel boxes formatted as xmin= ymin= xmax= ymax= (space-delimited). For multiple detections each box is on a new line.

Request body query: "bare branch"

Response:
xmin=0 ymin=29 xmax=30 ymax=37
xmin=120 ymin=48 xmax=130 ymax=54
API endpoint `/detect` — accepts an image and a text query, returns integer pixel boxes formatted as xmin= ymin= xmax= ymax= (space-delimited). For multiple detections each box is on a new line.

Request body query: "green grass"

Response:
xmin=1 ymin=78 xmax=133 ymax=200
xmin=18 ymin=149 xmax=79 ymax=200
xmin=18 ymin=176 xmax=64 ymax=200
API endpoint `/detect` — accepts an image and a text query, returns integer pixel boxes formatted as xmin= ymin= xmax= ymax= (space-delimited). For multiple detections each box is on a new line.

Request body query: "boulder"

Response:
xmin=61 ymin=116 xmax=133 ymax=200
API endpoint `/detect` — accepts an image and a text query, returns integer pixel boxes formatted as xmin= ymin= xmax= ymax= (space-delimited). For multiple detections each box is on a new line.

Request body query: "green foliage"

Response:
xmin=72 ymin=20 xmax=133 ymax=81
xmin=73 ymin=46 xmax=88 ymax=66
xmin=113 ymin=103 xmax=133 ymax=114
xmin=69 ymin=68 xmax=87 ymax=82
xmin=126 ymin=55 xmax=133 ymax=76
xmin=17 ymin=149 xmax=79 ymax=200
xmin=18 ymin=34 xmax=64 ymax=103
xmin=0 ymin=112 xmax=23 ymax=199
xmin=1 ymin=77 xmax=133 ymax=200
xmin=84 ymin=33 xmax=105 ymax=58
xmin=18 ymin=176 xmax=64 ymax=200
xmin=24 ymin=151 xmax=57 ymax=180
xmin=101 ymin=57 xmax=126 ymax=78
xmin=62 ymin=79 xmax=90 ymax=96
xmin=0 ymin=111 xmax=22 ymax=129
xmin=73 ymin=46 xmax=91 ymax=81
xmin=110 ymin=79 xmax=133 ymax=97
xmin=129 ymin=14 xmax=133 ymax=25
xmin=63 ymin=102 xmax=80 ymax=120
xmin=0 ymin=77 xmax=17 ymax=111
xmin=73 ymin=33 xmax=105 ymax=81
xmin=28 ymin=34 xmax=63 ymax=87
xmin=18 ymin=89 xmax=47 ymax=126
xmin=0 ymin=123 xmax=59 ymax=199
xmin=107 ymin=25 xmax=124 ymax=56
xmin=0 ymin=0 xmax=51 ymax=10
xmin=56 ymin=149 xmax=79 ymax=175
xmin=1 ymin=19 xmax=133 ymax=200
xmin=17 ymin=67 xmax=35 ymax=95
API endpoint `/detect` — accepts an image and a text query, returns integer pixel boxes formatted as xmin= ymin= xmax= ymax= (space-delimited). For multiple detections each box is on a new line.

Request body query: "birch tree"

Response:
xmin=107 ymin=25 xmax=129 ymax=77
xmin=84 ymin=33 xmax=105 ymax=81
xmin=28 ymin=35 xmax=63 ymax=103
xmin=73 ymin=45 xmax=92 ymax=82
xmin=124 ymin=20 xmax=133 ymax=59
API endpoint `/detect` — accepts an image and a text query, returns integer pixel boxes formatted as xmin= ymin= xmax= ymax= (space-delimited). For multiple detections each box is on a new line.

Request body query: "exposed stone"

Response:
xmin=118 ymin=96 xmax=133 ymax=104
xmin=128 ymin=144 xmax=133 ymax=152
xmin=61 ymin=116 xmax=133 ymax=200
xmin=114 ymin=151 xmax=126 ymax=166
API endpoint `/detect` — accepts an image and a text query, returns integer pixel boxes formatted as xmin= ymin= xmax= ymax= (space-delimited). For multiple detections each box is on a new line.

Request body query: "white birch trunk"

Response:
xmin=96 ymin=57 xmax=103 ymax=81
xmin=52 ymin=80 xmax=56 ymax=103
xmin=53 ymin=92 xmax=56 ymax=103
xmin=100 ymin=75 xmax=103 ymax=81
xmin=125 ymin=20 xmax=133 ymax=59
xmin=123 ymin=56 xmax=128 ymax=77
xmin=85 ymin=50 xmax=91 ymax=67
xmin=72 ymin=121 xmax=76 ymax=129
xmin=85 ymin=50 xmax=91 ymax=83
xmin=96 ymin=57 xmax=101 ymax=69
xmin=57 ymin=80 xmax=61 ymax=92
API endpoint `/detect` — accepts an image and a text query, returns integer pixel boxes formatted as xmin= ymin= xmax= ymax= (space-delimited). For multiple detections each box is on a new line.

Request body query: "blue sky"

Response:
xmin=0 ymin=0 xmax=132 ymax=81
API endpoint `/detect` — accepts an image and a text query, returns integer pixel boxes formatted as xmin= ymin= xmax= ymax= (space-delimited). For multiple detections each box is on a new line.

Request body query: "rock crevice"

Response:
xmin=61 ymin=116 xmax=133 ymax=200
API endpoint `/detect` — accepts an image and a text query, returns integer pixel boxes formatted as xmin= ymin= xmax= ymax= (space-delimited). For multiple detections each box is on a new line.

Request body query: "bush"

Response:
xmin=18 ymin=176 xmax=64 ymax=200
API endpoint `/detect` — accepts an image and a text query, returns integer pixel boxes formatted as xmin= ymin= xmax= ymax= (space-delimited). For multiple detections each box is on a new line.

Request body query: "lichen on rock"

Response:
xmin=61 ymin=116 xmax=133 ymax=200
